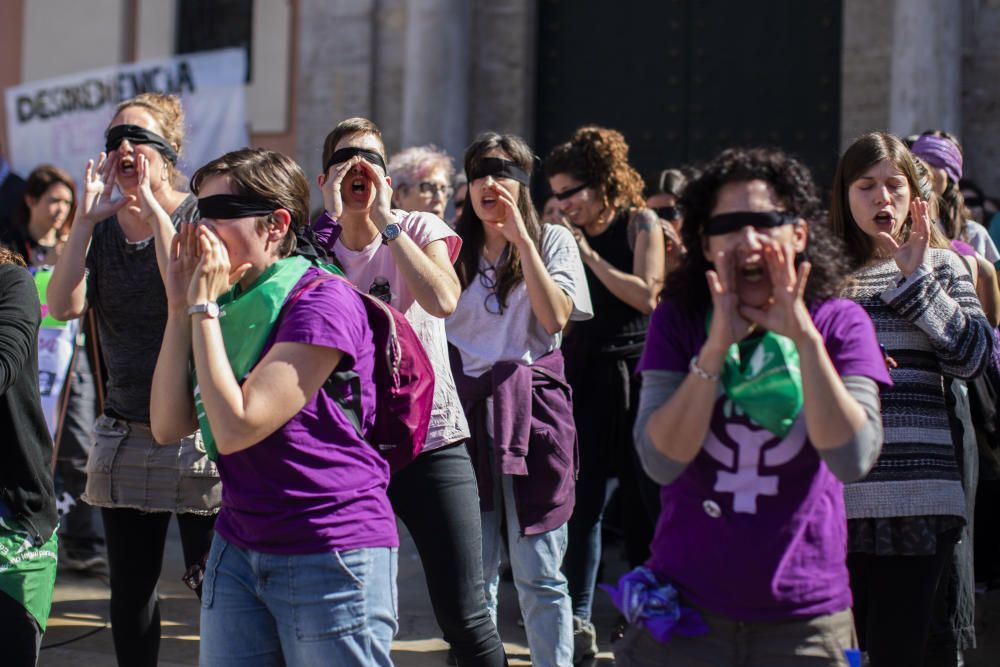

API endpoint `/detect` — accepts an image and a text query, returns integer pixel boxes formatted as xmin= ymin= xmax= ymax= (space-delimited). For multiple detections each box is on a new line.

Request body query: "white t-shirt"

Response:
xmin=332 ymin=209 xmax=469 ymax=451
xmin=965 ymin=220 xmax=1000 ymax=264
xmin=446 ymin=224 xmax=594 ymax=378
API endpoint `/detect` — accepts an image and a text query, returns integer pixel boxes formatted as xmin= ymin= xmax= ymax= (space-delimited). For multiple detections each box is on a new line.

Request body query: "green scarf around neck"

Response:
xmin=707 ymin=311 xmax=804 ymax=437
xmin=193 ymin=255 xmax=324 ymax=460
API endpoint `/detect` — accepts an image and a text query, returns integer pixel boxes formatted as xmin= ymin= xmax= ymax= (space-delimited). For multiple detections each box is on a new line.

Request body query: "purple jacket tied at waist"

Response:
xmin=450 ymin=347 xmax=578 ymax=535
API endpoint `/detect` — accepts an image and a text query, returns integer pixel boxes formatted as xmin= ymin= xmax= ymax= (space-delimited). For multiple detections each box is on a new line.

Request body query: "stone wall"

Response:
xmin=841 ymin=0 xmax=1000 ymax=195
xmin=963 ymin=0 xmax=1000 ymax=196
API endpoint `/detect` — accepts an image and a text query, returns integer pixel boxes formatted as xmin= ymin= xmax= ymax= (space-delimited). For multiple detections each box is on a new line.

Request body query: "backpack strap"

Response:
xmin=281 ymin=272 xmax=374 ymax=443
xmin=326 ymin=370 xmax=365 ymax=441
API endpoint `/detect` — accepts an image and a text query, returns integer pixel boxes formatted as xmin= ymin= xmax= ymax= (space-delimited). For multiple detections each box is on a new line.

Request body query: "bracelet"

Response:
xmin=689 ymin=355 xmax=721 ymax=382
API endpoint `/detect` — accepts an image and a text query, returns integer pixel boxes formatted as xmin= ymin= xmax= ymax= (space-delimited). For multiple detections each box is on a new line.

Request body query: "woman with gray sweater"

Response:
xmin=830 ymin=131 xmax=992 ymax=666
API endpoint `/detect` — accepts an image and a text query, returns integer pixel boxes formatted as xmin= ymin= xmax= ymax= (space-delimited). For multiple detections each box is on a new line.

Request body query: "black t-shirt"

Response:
xmin=86 ymin=195 xmax=198 ymax=422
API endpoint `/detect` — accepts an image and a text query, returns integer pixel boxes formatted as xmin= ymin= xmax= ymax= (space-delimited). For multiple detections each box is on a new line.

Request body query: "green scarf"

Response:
xmin=708 ymin=312 xmax=804 ymax=437
xmin=0 ymin=518 xmax=58 ymax=630
xmin=193 ymin=255 xmax=326 ymax=460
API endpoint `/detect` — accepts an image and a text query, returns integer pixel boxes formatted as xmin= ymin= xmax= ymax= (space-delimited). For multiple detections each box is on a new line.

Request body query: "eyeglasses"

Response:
xmin=655 ymin=206 xmax=681 ymax=221
xmin=417 ymin=182 xmax=453 ymax=198
xmin=479 ymin=265 xmax=504 ymax=315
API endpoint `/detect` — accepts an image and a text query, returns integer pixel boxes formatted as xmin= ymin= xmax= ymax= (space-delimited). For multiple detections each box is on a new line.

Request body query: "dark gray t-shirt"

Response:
xmin=86 ymin=195 xmax=197 ymax=423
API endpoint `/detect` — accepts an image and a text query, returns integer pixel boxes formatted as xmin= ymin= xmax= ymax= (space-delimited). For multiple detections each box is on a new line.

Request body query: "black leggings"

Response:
xmin=848 ymin=543 xmax=955 ymax=667
xmin=389 ymin=443 xmax=508 ymax=667
xmin=101 ymin=508 xmax=216 ymax=667
xmin=0 ymin=590 xmax=42 ymax=666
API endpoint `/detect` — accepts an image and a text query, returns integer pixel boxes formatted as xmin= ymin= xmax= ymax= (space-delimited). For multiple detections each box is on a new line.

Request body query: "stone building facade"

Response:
xmin=2 ymin=0 xmax=1000 ymax=195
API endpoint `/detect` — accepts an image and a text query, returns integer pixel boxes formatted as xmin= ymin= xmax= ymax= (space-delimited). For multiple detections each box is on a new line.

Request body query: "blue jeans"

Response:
xmin=199 ymin=534 xmax=398 ymax=666
xmin=482 ymin=473 xmax=573 ymax=667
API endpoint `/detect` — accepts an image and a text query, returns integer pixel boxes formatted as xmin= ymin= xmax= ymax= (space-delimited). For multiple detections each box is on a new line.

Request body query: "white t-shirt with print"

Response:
xmin=332 ymin=209 xmax=469 ymax=452
xmin=446 ymin=223 xmax=594 ymax=378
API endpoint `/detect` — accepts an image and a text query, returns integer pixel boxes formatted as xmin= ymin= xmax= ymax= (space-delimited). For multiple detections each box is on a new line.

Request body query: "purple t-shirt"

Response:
xmin=213 ymin=268 xmax=398 ymax=554
xmin=637 ymin=298 xmax=890 ymax=620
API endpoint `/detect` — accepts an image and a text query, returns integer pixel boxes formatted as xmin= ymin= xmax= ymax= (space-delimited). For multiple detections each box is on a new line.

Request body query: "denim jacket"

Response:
xmin=450 ymin=347 xmax=578 ymax=535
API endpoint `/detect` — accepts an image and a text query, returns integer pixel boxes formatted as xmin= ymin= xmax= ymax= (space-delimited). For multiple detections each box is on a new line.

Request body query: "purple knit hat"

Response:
xmin=911 ymin=134 xmax=963 ymax=185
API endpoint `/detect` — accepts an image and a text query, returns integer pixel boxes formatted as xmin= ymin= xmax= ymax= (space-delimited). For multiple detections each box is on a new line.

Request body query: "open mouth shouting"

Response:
xmin=119 ymin=155 xmax=136 ymax=177
xmin=873 ymin=209 xmax=895 ymax=230
xmin=344 ymin=167 xmax=372 ymax=205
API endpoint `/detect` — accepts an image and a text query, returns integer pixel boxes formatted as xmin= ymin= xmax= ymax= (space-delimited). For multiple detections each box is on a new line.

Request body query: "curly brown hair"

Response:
xmin=665 ymin=147 xmax=848 ymax=314
xmin=0 ymin=246 xmax=27 ymax=267
xmin=543 ymin=126 xmax=645 ymax=212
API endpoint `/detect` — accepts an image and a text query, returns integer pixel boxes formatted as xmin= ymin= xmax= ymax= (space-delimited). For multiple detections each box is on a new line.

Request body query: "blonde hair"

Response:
xmin=111 ymin=93 xmax=186 ymax=187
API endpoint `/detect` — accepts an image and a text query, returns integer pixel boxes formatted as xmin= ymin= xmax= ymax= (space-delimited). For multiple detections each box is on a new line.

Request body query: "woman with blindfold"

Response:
xmin=149 ymin=148 xmax=396 ymax=666
xmin=312 ymin=118 xmax=508 ymax=666
xmin=447 ymin=132 xmax=593 ymax=667
xmin=542 ymin=126 xmax=666 ymax=660
xmin=646 ymin=167 xmax=688 ymax=273
xmin=618 ymin=147 xmax=888 ymax=666
xmin=830 ymin=132 xmax=993 ymax=666
xmin=45 ymin=93 xmax=220 ymax=666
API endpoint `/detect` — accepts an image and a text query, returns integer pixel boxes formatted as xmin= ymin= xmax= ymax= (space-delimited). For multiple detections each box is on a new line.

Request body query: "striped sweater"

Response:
xmin=842 ymin=249 xmax=992 ymax=520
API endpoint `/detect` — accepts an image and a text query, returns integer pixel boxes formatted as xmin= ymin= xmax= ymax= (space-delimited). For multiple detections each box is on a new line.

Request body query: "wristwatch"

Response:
xmin=188 ymin=302 xmax=220 ymax=319
xmin=381 ymin=222 xmax=402 ymax=244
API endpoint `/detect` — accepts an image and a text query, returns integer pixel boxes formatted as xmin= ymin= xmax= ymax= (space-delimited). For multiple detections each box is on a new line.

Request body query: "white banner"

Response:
xmin=37 ymin=321 xmax=79 ymax=439
xmin=4 ymin=48 xmax=249 ymax=182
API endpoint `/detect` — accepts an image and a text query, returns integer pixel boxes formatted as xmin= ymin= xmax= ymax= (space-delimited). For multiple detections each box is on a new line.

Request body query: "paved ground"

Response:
xmin=38 ymin=520 xmax=618 ymax=666
xmin=38 ymin=520 xmax=1000 ymax=666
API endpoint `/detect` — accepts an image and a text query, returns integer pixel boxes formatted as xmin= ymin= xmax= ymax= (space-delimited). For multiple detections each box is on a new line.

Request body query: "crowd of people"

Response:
xmin=1 ymin=90 xmax=999 ymax=667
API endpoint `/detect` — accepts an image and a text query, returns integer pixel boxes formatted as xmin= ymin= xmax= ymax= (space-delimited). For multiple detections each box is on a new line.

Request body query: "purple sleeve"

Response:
xmin=274 ymin=273 xmax=368 ymax=371
xmin=811 ymin=298 xmax=893 ymax=387
xmin=311 ymin=211 xmax=340 ymax=249
xmin=637 ymin=299 xmax=703 ymax=373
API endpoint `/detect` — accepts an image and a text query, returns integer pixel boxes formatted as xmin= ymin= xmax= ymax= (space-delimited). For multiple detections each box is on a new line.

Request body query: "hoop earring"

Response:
xmin=160 ymin=162 xmax=170 ymax=182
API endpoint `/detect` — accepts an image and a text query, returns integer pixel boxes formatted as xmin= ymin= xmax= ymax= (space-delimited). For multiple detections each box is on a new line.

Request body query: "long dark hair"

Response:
xmin=830 ymin=132 xmax=925 ymax=270
xmin=455 ymin=132 xmax=543 ymax=310
xmin=664 ymin=146 xmax=847 ymax=313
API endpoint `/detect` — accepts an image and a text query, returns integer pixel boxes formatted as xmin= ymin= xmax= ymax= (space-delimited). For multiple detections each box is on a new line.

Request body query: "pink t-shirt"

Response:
xmin=314 ymin=209 xmax=470 ymax=451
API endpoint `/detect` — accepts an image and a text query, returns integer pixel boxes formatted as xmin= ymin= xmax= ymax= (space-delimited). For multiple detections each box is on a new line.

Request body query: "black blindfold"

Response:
xmin=105 ymin=124 xmax=178 ymax=164
xmin=323 ymin=147 xmax=387 ymax=174
xmin=704 ymin=211 xmax=800 ymax=236
xmin=467 ymin=158 xmax=530 ymax=186
xmin=197 ymin=194 xmax=278 ymax=220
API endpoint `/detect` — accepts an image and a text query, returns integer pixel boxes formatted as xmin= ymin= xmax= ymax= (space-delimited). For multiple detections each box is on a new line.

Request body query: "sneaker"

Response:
xmin=60 ymin=549 xmax=108 ymax=572
xmin=573 ymin=616 xmax=598 ymax=664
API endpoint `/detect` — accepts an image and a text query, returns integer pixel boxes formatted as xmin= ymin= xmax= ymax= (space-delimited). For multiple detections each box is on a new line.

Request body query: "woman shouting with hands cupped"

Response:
xmin=617 ymin=147 xmax=890 ymax=667
xmin=45 ymin=93 xmax=219 ymax=667
xmin=150 ymin=148 xmax=397 ymax=666
xmin=312 ymin=118 xmax=509 ymax=666
xmin=447 ymin=133 xmax=593 ymax=667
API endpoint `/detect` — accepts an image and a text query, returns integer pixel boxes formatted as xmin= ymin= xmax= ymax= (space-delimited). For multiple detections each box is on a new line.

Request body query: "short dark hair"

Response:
xmin=191 ymin=148 xmax=309 ymax=258
xmin=320 ymin=117 xmax=387 ymax=172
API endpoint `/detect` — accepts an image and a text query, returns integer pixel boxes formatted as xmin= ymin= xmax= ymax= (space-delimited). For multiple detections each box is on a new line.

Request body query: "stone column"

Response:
xmin=468 ymin=0 xmax=537 ymax=142
xmin=888 ymin=0 xmax=963 ymax=137
xmin=399 ymin=0 xmax=471 ymax=161
xmin=296 ymin=0 xmax=375 ymax=190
